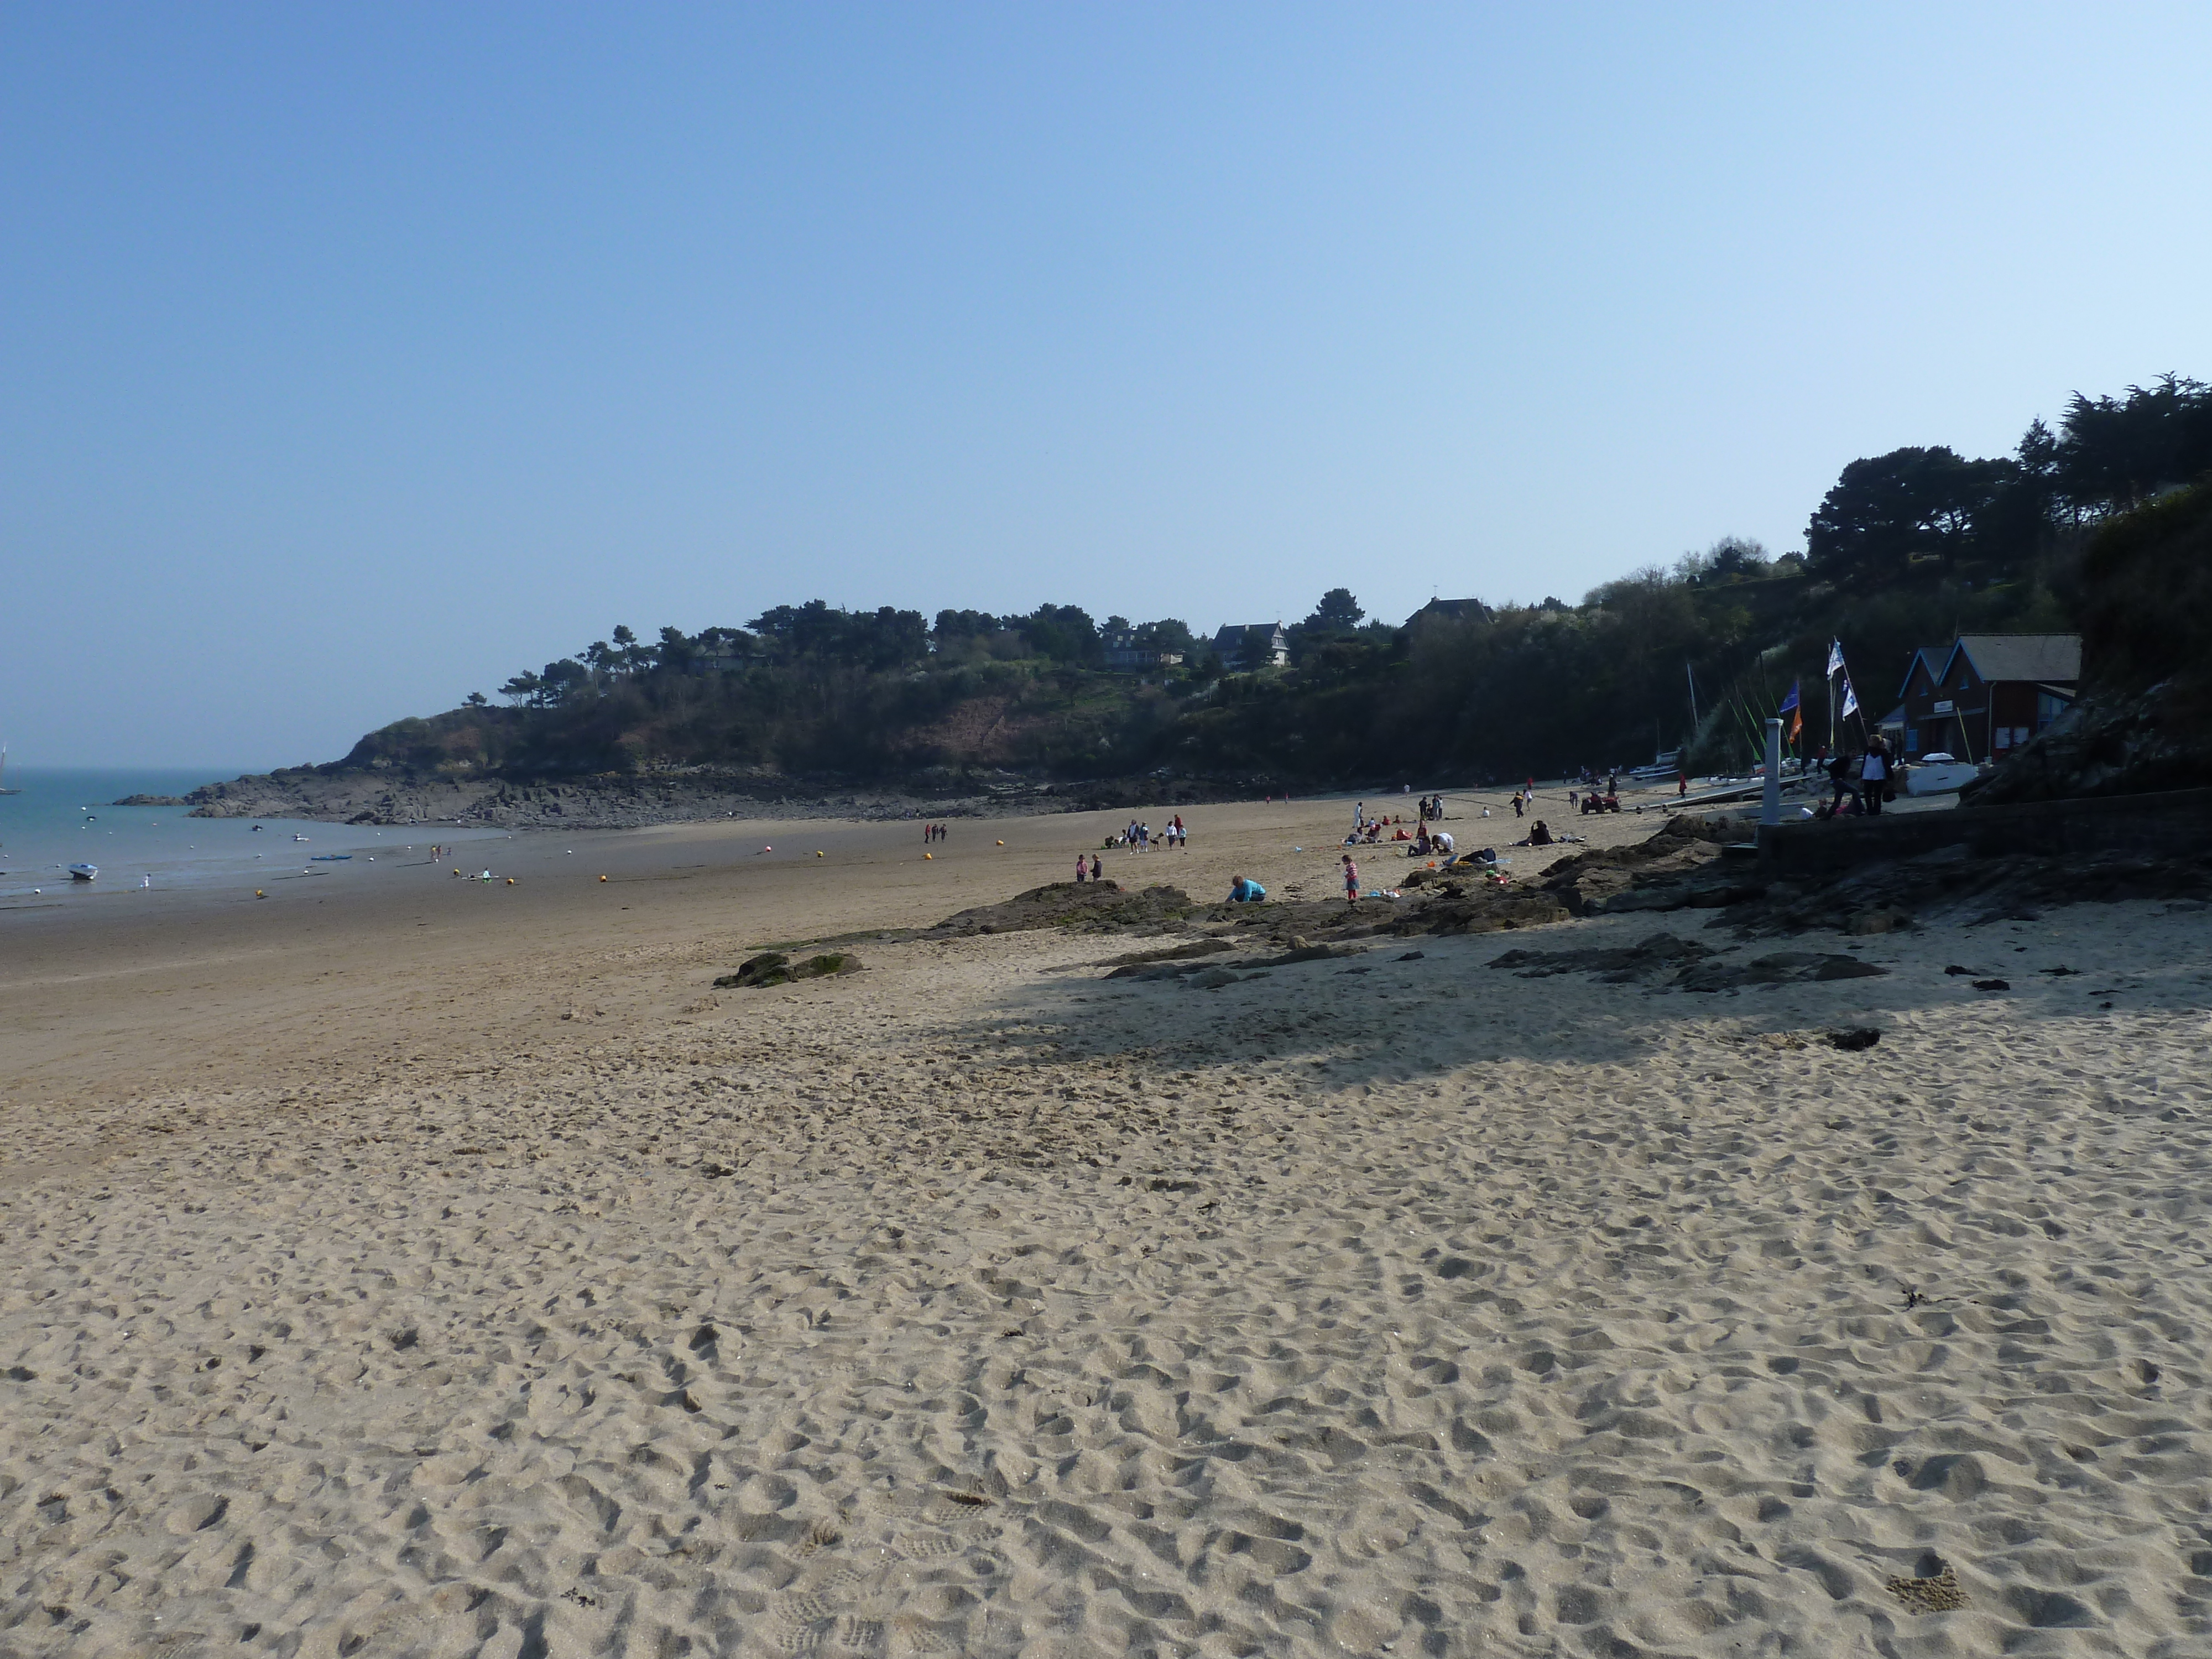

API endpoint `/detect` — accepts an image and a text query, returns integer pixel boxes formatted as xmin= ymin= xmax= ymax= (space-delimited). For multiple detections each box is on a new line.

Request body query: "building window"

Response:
xmin=2036 ymin=692 xmax=2068 ymax=730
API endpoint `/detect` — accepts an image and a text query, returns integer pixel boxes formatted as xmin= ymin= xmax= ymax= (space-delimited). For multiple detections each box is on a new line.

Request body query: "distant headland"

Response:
xmin=186 ymin=374 xmax=2210 ymax=827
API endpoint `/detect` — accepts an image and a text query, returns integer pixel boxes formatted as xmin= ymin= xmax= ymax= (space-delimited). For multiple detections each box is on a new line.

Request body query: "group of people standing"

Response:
xmin=1117 ymin=816 xmax=1187 ymax=851
xmin=921 ymin=822 xmax=950 ymax=843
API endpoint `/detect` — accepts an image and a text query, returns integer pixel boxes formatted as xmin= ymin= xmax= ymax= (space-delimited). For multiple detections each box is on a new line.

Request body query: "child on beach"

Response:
xmin=1342 ymin=853 xmax=1359 ymax=902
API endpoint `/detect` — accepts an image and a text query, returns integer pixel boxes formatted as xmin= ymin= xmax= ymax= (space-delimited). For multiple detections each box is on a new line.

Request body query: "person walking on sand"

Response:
xmin=1089 ymin=853 xmax=1102 ymax=882
xmin=1342 ymin=852 xmax=1360 ymax=904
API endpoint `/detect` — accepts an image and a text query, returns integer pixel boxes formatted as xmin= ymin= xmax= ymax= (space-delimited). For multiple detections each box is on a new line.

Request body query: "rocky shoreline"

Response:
xmin=181 ymin=767 xmax=1249 ymax=830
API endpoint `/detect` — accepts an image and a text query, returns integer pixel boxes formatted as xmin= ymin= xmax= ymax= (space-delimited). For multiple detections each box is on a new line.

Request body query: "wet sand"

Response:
xmin=4 ymin=790 xmax=2209 ymax=1657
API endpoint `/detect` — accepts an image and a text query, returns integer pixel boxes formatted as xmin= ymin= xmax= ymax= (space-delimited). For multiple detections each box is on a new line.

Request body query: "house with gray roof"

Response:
xmin=1211 ymin=622 xmax=1289 ymax=670
xmin=1894 ymin=633 xmax=2080 ymax=761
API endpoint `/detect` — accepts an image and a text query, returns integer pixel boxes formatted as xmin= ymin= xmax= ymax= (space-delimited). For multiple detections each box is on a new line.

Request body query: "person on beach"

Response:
xmin=1860 ymin=736 xmax=1890 ymax=816
xmin=1089 ymin=854 xmax=1102 ymax=882
xmin=1075 ymin=854 xmax=1088 ymax=884
xmin=1512 ymin=792 xmax=1524 ymax=818
xmin=1229 ymin=875 xmax=1266 ymax=902
xmin=1342 ymin=853 xmax=1360 ymax=903
xmin=1827 ymin=749 xmax=1859 ymax=816
xmin=1678 ymin=772 xmax=1689 ymax=799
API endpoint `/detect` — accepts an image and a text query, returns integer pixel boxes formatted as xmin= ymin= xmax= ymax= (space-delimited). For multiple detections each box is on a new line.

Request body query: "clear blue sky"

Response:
xmin=5 ymin=4 xmax=2209 ymax=769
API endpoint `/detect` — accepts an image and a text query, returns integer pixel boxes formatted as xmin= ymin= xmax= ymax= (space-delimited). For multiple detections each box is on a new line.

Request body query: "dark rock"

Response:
xmin=927 ymin=881 xmax=1200 ymax=939
xmin=1674 ymin=953 xmax=1890 ymax=993
xmin=714 ymin=951 xmax=864 ymax=989
xmin=1486 ymin=932 xmax=1714 ymax=983
xmin=1827 ymin=1027 xmax=1882 ymax=1051
xmin=1097 ymin=938 xmax=1234 ymax=973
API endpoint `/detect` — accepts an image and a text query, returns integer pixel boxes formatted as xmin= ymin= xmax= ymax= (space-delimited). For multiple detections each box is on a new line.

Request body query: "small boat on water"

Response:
xmin=68 ymin=863 xmax=98 ymax=881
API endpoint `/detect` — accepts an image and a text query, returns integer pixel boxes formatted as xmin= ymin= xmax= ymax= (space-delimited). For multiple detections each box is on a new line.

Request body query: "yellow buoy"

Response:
xmin=817 ymin=850 xmax=825 ymax=857
xmin=599 ymin=874 xmax=608 ymax=881
xmin=996 ymin=839 xmax=1004 ymax=846
xmin=924 ymin=852 xmax=932 ymax=859
xmin=506 ymin=877 xmax=516 ymax=885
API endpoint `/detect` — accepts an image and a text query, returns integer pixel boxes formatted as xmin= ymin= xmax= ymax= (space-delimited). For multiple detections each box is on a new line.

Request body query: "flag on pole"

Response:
xmin=1826 ymin=639 xmax=1846 ymax=679
xmin=1840 ymin=674 xmax=1859 ymax=719
xmin=1779 ymin=678 xmax=1802 ymax=742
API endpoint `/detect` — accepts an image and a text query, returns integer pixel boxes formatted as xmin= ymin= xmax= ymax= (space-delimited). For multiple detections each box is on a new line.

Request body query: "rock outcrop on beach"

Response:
xmin=1970 ymin=482 xmax=2212 ymax=804
xmin=182 ymin=768 xmax=1078 ymax=828
xmin=1530 ymin=812 xmax=1747 ymax=915
xmin=712 ymin=951 xmax=864 ymax=989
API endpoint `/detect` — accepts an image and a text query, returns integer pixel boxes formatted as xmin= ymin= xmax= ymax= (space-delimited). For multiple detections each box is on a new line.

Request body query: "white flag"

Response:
xmin=1840 ymin=674 xmax=1859 ymax=718
xmin=1826 ymin=639 xmax=1845 ymax=679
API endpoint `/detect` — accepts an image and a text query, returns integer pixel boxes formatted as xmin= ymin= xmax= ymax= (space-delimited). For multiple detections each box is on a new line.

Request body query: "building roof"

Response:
xmin=1896 ymin=644 xmax=1951 ymax=700
xmin=1945 ymin=633 xmax=2082 ymax=686
xmin=1212 ymin=622 xmax=1285 ymax=644
xmin=1411 ymin=597 xmax=1494 ymax=623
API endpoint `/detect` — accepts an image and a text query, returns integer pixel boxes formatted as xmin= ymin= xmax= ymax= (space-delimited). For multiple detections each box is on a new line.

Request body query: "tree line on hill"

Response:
xmin=328 ymin=374 xmax=2210 ymax=788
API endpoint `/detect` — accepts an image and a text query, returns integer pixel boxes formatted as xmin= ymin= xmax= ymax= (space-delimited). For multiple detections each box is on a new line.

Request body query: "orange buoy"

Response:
xmin=924 ymin=852 xmax=932 ymax=859
xmin=599 ymin=875 xmax=608 ymax=881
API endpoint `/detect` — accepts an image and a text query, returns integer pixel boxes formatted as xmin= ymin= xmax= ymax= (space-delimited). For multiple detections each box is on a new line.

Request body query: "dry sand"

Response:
xmin=4 ymin=790 xmax=2211 ymax=1657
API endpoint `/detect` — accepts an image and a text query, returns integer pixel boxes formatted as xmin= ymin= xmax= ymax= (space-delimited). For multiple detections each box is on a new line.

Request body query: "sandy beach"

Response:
xmin=4 ymin=791 xmax=2210 ymax=1657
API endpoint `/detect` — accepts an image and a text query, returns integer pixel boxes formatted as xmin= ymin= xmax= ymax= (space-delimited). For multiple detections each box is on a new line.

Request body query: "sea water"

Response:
xmin=0 ymin=767 xmax=507 ymax=902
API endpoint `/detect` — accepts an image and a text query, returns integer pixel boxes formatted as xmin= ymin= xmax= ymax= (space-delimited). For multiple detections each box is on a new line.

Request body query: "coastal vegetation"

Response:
xmin=304 ymin=375 xmax=2211 ymax=792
